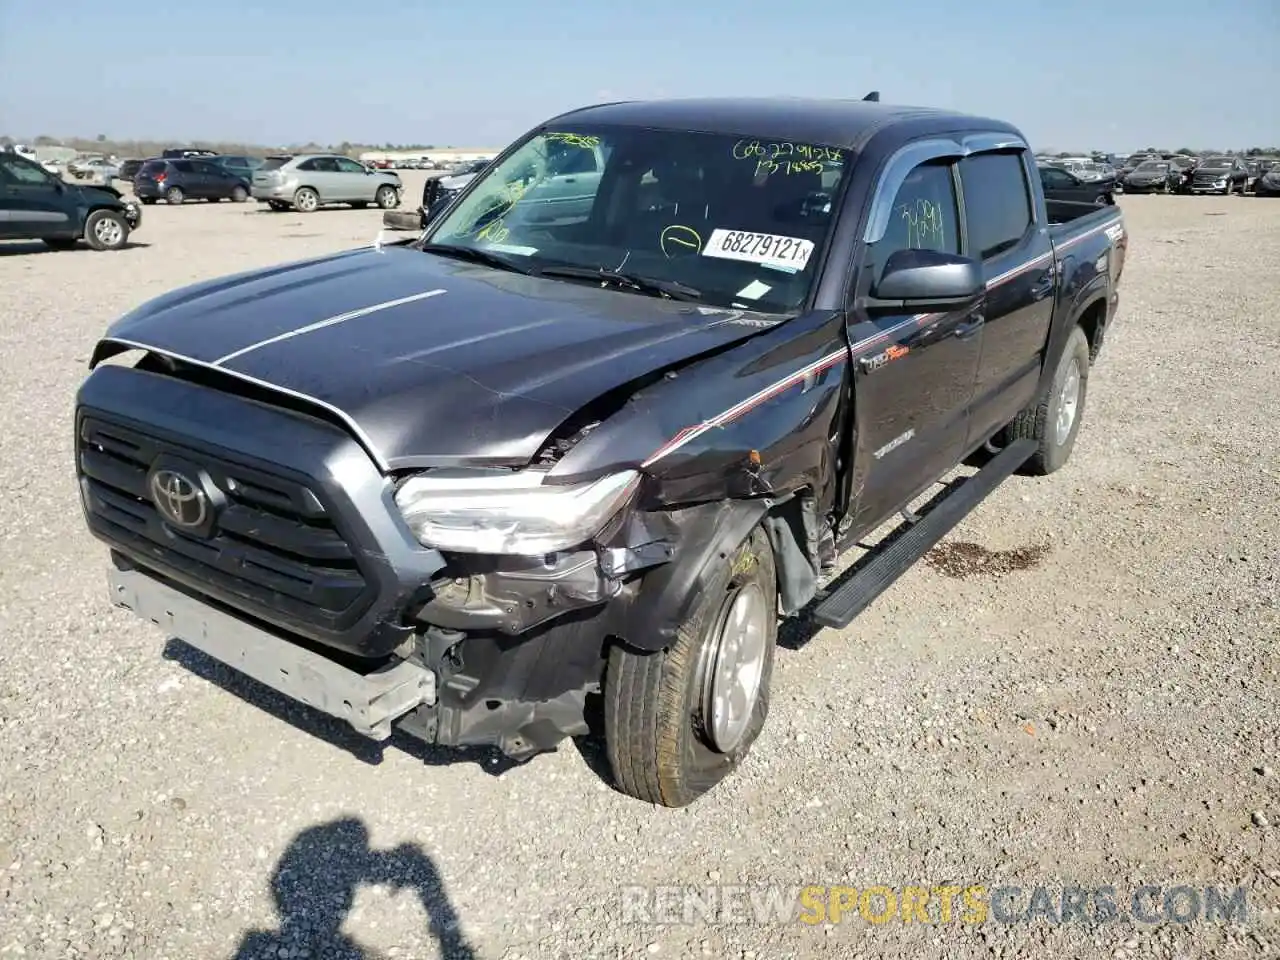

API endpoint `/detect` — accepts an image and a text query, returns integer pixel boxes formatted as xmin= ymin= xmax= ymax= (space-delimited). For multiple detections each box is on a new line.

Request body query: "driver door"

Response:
xmin=0 ymin=153 xmax=73 ymax=240
xmin=844 ymin=156 xmax=984 ymax=535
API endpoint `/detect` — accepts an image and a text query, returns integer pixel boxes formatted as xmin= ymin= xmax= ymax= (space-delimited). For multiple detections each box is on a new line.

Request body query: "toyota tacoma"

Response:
xmin=76 ymin=96 xmax=1126 ymax=806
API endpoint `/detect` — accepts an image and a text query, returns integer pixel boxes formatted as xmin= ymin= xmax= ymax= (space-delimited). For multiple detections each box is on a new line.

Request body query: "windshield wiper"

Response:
xmin=419 ymin=242 xmax=534 ymax=275
xmin=536 ymin=265 xmax=702 ymax=301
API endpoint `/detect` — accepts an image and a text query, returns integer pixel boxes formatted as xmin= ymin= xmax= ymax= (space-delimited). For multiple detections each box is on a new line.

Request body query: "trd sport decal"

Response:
xmin=859 ymin=344 xmax=909 ymax=372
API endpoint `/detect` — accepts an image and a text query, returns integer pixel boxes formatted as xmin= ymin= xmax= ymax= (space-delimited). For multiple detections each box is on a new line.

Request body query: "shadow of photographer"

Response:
xmin=233 ymin=817 xmax=477 ymax=960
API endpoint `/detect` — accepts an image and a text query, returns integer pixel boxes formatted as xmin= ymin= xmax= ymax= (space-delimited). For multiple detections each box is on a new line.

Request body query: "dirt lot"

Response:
xmin=0 ymin=186 xmax=1276 ymax=960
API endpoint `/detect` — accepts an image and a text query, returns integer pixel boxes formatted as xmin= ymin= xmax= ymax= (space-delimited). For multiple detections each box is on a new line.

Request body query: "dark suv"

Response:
xmin=134 ymin=159 xmax=251 ymax=205
xmin=1189 ymin=156 xmax=1250 ymax=195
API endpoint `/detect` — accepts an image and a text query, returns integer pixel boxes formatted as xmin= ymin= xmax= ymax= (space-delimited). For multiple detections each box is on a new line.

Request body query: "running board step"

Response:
xmin=811 ymin=438 xmax=1036 ymax=630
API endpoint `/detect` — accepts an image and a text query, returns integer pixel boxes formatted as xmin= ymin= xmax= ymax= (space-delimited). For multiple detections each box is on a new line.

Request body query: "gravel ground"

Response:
xmin=0 ymin=184 xmax=1277 ymax=960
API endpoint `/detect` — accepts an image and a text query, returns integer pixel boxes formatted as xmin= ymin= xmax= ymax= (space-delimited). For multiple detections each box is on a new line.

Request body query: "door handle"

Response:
xmin=954 ymin=314 xmax=984 ymax=339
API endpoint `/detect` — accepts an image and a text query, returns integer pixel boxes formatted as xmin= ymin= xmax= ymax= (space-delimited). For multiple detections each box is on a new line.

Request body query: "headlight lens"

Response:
xmin=394 ymin=468 xmax=641 ymax=555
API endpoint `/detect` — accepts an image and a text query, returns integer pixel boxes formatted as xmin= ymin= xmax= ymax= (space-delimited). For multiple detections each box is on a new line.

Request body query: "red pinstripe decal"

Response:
xmin=642 ymin=214 xmax=1122 ymax=467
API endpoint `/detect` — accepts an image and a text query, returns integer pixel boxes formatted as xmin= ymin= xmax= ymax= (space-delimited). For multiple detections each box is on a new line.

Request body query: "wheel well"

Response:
xmin=1076 ymin=298 xmax=1107 ymax=363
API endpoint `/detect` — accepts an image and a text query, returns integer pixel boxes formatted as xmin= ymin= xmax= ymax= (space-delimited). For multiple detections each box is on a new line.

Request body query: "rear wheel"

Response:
xmin=293 ymin=187 xmax=319 ymax=212
xmin=164 ymin=186 xmax=185 ymax=205
xmin=1001 ymin=325 xmax=1091 ymax=476
xmin=605 ymin=524 xmax=777 ymax=807
xmin=84 ymin=209 xmax=130 ymax=251
xmin=375 ymin=185 xmax=399 ymax=210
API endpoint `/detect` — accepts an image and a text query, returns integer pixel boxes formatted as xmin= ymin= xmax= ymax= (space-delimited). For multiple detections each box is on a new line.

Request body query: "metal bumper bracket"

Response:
xmin=108 ymin=566 xmax=435 ymax=740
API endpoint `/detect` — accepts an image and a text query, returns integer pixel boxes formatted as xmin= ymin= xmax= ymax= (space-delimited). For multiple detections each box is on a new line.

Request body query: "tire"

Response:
xmin=1002 ymin=325 xmax=1091 ymax=476
xmin=293 ymin=187 xmax=319 ymax=212
xmin=604 ymin=524 xmax=777 ymax=807
xmin=165 ymin=186 xmax=185 ymax=205
xmin=42 ymin=237 xmax=78 ymax=251
xmin=230 ymin=185 xmax=248 ymax=202
xmin=375 ymin=185 xmax=399 ymax=210
xmin=83 ymin=209 xmax=130 ymax=251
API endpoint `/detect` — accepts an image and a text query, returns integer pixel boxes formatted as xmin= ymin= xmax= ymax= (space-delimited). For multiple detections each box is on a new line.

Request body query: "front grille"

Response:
xmin=78 ymin=417 xmax=370 ymax=630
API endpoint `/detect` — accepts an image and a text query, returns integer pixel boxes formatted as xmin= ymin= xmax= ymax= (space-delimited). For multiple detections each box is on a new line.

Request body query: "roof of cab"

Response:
xmin=546 ymin=97 xmax=1020 ymax=152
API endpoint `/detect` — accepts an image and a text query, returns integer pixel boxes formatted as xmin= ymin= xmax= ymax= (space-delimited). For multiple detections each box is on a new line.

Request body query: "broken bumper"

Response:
xmin=109 ymin=562 xmax=436 ymax=740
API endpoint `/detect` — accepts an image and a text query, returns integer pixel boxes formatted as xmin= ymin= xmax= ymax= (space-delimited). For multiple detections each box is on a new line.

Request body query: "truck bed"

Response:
xmin=1045 ymin=198 xmax=1115 ymax=227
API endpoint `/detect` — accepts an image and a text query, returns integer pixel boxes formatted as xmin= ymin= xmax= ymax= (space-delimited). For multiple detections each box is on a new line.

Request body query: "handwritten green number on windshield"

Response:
xmin=736 ymin=140 xmax=844 ymax=173
xmin=545 ymin=132 xmax=601 ymax=149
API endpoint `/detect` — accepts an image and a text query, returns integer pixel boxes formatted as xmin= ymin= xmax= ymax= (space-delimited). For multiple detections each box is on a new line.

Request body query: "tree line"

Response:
xmin=0 ymin=134 xmax=460 ymax=159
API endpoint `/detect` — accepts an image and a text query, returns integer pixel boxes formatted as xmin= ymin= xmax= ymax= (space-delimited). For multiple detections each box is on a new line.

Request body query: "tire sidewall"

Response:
xmin=1041 ymin=327 xmax=1091 ymax=472
xmin=295 ymin=188 xmax=318 ymax=212
xmin=376 ymin=185 xmax=397 ymax=209
xmin=165 ymin=187 xmax=184 ymax=205
xmin=664 ymin=526 xmax=777 ymax=799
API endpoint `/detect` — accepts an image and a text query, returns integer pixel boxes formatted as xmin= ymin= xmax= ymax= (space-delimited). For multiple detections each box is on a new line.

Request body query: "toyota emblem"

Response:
xmin=150 ymin=469 xmax=208 ymax=529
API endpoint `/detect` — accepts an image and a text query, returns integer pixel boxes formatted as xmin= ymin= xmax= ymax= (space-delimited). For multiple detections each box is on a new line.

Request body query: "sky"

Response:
xmin=1 ymin=0 xmax=1276 ymax=152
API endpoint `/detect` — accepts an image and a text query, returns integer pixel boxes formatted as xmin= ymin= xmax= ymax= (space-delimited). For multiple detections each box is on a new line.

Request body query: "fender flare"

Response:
xmin=617 ymin=498 xmax=769 ymax=652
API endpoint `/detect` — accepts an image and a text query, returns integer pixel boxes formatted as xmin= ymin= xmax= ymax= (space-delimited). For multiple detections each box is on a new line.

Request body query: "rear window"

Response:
xmin=139 ymin=160 xmax=168 ymax=175
xmin=260 ymin=156 xmax=293 ymax=171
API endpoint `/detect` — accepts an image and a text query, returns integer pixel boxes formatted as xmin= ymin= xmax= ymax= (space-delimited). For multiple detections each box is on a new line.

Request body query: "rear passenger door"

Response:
xmin=845 ymin=155 xmax=985 ymax=534
xmin=959 ymin=150 xmax=1055 ymax=447
xmin=308 ymin=157 xmax=343 ymax=200
xmin=171 ymin=160 xmax=205 ymax=197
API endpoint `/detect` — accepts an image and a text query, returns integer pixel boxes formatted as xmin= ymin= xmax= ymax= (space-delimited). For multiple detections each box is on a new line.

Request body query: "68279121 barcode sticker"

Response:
xmin=702 ymin=229 xmax=815 ymax=271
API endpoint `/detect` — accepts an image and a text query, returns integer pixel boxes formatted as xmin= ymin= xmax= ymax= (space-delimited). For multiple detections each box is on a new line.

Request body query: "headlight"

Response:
xmin=394 ymin=468 xmax=641 ymax=555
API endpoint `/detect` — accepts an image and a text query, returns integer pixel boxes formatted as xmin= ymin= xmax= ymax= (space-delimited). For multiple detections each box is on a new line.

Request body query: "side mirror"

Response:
xmin=868 ymin=249 xmax=984 ymax=309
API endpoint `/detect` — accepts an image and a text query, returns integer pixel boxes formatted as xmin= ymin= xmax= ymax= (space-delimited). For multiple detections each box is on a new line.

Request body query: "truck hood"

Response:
xmin=94 ymin=244 xmax=779 ymax=472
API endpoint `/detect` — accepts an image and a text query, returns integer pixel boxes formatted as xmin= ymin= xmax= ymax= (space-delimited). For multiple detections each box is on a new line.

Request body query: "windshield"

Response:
xmin=425 ymin=126 xmax=849 ymax=312
xmin=1201 ymin=157 xmax=1231 ymax=168
xmin=1134 ymin=162 xmax=1168 ymax=173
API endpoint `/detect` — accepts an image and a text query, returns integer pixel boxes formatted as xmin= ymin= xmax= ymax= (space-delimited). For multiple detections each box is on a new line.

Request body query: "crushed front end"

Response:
xmin=76 ymin=360 xmax=672 ymax=759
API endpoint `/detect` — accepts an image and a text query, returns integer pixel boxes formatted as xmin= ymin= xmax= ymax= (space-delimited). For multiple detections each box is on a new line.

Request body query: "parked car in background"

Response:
xmin=118 ymin=159 xmax=145 ymax=182
xmin=162 ymin=148 xmax=219 ymax=159
xmin=1188 ymin=156 xmax=1249 ymax=195
xmin=1122 ymin=159 xmax=1180 ymax=193
xmin=1254 ymin=164 xmax=1280 ymax=197
xmin=1244 ymin=158 xmax=1278 ymax=193
xmin=250 ymin=154 xmax=402 ymax=212
xmin=134 ymin=158 xmax=251 ymax=205
xmin=209 ymin=155 xmax=264 ymax=179
xmin=0 ymin=150 xmax=141 ymax=250
xmin=448 ymin=158 xmax=491 ymax=176
xmin=1038 ymin=163 xmax=1115 ymax=204
xmin=67 ymin=157 xmax=121 ymax=181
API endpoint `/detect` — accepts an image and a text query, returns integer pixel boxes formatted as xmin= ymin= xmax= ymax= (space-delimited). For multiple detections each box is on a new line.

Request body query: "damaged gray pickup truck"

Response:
xmin=76 ymin=96 xmax=1125 ymax=806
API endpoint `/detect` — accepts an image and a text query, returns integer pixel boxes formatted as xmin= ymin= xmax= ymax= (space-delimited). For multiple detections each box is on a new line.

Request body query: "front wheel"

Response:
xmin=84 ymin=209 xmax=130 ymax=251
xmin=375 ymin=185 xmax=399 ymax=209
xmin=293 ymin=187 xmax=319 ymax=212
xmin=604 ymin=524 xmax=777 ymax=807
xmin=1002 ymin=325 xmax=1091 ymax=476
xmin=230 ymin=185 xmax=248 ymax=202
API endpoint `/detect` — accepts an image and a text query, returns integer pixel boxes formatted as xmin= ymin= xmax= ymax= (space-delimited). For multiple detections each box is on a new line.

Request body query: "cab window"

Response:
xmin=958 ymin=152 xmax=1033 ymax=260
xmin=0 ymin=154 xmax=53 ymax=186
